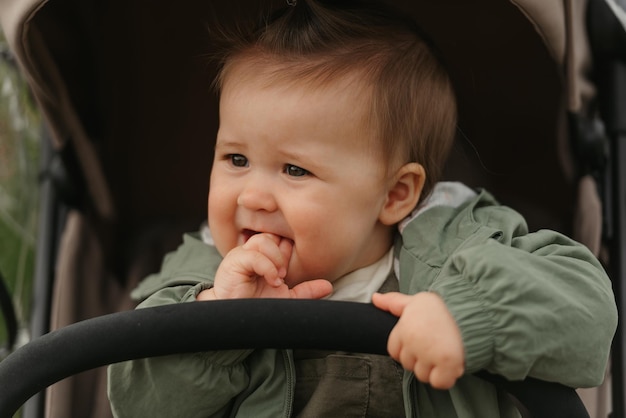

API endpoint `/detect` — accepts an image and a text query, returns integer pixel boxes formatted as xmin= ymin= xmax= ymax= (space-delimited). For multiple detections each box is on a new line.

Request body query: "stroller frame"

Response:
xmin=0 ymin=0 xmax=625 ymax=416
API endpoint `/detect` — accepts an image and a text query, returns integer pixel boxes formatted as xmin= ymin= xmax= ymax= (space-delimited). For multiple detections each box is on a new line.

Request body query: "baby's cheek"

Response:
xmin=212 ymin=229 xmax=238 ymax=258
xmin=283 ymin=249 xmax=314 ymax=288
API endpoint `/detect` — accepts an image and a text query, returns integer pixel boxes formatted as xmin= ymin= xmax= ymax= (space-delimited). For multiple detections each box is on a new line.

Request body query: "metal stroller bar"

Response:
xmin=0 ymin=270 xmax=17 ymax=354
xmin=587 ymin=1 xmax=626 ymax=417
xmin=0 ymin=299 xmax=589 ymax=418
xmin=21 ymin=127 xmax=69 ymax=418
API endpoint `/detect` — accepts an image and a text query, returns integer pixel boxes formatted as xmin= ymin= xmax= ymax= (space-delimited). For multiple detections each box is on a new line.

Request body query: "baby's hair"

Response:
xmin=213 ymin=0 xmax=457 ymax=200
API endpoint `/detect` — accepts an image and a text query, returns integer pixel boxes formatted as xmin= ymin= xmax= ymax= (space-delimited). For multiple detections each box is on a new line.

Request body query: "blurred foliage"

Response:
xmin=0 ymin=32 xmax=41 ymax=356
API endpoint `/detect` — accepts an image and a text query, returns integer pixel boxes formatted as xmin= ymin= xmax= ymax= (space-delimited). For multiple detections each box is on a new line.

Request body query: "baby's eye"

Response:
xmin=285 ymin=164 xmax=310 ymax=177
xmin=228 ymin=154 xmax=248 ymax=167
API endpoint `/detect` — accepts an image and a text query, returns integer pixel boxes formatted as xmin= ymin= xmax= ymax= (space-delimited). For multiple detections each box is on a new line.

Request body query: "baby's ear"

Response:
xmin=379 ymin=163 xmax=425 ymax=226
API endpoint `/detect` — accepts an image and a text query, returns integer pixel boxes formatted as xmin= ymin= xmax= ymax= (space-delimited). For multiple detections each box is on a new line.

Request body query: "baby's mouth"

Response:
xmin=241 ymin=229 xmax=292 ymax=245
xmin=242 ymin=229 xmax=260 ymax=243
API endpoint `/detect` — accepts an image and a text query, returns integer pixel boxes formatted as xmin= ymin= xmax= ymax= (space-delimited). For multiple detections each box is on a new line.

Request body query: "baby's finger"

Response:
xmin=428 ymin=364 xmax=464 ymax=390
xmin=289 ymin=279 xmax=333 ymax=299
xmin=214 ymin=246 xmax=284 ymax=299
xmin=397 ymin=346 xmax=417 ymax=372
xmin=243 ymin=234 xmax=289 ymax=277
xmin=243 ymin=233 xmax=281 ymax=252
xmin=385 ymin=327 xmax=403 ymax=360
xmin=278 ymin=237 xmax=293 ymax=278
xmin=222 ymin=247 xmax=283 ymax=287
xmin=372 ymin=292 xmax=411 ymax=317
xmin=412 ymin=360 xmax=434 ymax=386
xmin=252 ymin=252 xmax=285 ymax=287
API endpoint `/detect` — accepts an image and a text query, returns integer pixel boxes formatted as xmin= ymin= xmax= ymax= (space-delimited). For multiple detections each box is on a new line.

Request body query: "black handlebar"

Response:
xmin=0 ymin=299 xmax=589 ymax=418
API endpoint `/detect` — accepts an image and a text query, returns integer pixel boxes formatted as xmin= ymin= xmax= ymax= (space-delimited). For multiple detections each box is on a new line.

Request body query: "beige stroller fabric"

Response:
xmin=0 ymin=0 xmax=614 ymax=416
xmin=0 ymin=0 xmax=115 ymax=221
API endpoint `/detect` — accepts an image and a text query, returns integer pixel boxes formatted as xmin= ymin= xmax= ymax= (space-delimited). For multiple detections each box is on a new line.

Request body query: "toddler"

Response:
xmin=108 ymin=1 xmax=617 ymax=416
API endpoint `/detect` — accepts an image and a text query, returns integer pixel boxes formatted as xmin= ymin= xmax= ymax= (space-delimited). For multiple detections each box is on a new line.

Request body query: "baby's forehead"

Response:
xmin=218 ymin=57 xmax=389 ymax=155
xmin=220 ymin=52 xmax=374 ymax=98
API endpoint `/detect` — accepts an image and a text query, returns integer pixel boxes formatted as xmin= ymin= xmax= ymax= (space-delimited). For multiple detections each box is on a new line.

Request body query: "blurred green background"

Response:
xmin=0 ymin=32 xmax=40 ymax=358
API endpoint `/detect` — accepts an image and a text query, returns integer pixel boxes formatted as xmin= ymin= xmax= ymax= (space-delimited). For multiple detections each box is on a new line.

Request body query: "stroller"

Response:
xmin=0 ymin=0 xmax=625 ymax=416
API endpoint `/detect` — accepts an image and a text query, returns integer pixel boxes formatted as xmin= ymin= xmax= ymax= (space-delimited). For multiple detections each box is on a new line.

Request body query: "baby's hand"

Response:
xmin=372 ymin=292 xmax=465 ymax=389
xmin=197 ymin=233 xmax=332 ymax=300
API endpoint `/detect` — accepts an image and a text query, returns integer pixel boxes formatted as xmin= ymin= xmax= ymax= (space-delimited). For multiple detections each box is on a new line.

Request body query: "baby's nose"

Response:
xmin=237 ymin=181 xmax=278 ymax=212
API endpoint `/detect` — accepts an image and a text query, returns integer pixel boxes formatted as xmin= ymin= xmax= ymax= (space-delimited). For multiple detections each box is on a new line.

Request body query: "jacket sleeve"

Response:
xmin=409 ymin=205 xmax=617 ymax=388
xmin=108 ymin=285 xmax=254 ymax=418
xmin=107 ymin=234 xmax=254 ymax=417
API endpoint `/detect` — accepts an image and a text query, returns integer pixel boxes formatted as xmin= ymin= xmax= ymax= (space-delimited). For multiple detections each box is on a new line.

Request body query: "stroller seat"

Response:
xmin=0 ymin=0 xmax=624 ymax=417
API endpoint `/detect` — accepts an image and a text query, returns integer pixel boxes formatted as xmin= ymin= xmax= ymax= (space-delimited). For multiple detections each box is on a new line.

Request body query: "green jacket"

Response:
xmin=108 ymin=187 xmax=617 ymax=417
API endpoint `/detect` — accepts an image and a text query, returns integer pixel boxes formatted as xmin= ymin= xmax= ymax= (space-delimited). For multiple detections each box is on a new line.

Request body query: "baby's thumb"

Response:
xmin=372 ymin=292 xmax=411 ymax=317
xmin=290 ymin=279 xmax=333 ymax=300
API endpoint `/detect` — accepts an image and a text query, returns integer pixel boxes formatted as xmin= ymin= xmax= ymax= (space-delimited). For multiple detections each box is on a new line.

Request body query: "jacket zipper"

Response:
xmin=282 ymin=349 xmax=295 ymax=418
xmin=404 ymin=375 xmax=420 ymax=418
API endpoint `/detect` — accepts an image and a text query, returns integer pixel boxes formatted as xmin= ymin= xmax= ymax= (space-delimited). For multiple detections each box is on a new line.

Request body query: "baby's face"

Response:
xmin=208 ymin=72 xmax=395 ymax=287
